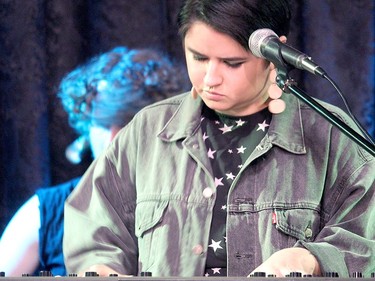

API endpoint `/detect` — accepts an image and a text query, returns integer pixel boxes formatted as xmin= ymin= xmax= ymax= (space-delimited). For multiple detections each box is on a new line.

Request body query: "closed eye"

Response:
xmin=193 ymin=54 xmax=207 ymax=62
xmin=224 ymin=60 xmax=245 ymax=68
xmin=188 ymin=47 xmax=247 ymax=68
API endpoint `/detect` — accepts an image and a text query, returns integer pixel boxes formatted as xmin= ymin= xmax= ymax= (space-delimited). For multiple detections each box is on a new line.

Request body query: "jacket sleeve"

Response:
xmin=297 ymin=145 xmax=375 ymax=277
xmin=63 ymin=135 xmax=138 ymax=275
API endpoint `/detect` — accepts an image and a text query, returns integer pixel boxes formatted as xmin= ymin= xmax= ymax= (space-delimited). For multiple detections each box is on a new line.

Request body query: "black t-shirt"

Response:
xmin=36 ymin=177 xmax=81 ymax=276
xmin=200 ymin=105 xmax=272 ymax=277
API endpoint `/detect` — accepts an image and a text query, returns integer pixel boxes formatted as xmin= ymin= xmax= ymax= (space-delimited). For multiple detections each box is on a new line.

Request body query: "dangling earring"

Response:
xmin=268 ymin=83 xmax=286 ymax=114
xmin=191 ymin=86 xmax=198 ymax=100
xmin=267 ymin=68 xmax=286 ymax=114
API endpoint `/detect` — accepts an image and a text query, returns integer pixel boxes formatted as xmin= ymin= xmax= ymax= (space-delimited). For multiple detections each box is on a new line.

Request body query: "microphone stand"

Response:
xmin=275 ymin=68 xmax=375 ymax=157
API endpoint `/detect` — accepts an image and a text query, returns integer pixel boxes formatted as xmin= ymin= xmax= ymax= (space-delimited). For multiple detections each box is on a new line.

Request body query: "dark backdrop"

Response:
xmin=0 ymin=0 xmax=374 ymax=232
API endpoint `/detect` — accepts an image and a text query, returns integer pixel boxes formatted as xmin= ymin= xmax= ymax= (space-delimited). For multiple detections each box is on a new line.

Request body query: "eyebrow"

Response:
xmin=187 ymin=47 xmax=249 ymax=62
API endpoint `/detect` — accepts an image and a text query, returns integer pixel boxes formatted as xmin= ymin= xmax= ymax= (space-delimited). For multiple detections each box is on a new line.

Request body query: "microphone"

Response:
xmin=249 ymin=28 xmax=326 ymax=77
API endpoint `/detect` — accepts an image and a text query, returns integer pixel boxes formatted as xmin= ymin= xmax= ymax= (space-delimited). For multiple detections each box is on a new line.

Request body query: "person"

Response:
xmin=0 ymin=46 xmax=187 ymax=277
xmin=63 ymin=0 xmax=375 ymax=278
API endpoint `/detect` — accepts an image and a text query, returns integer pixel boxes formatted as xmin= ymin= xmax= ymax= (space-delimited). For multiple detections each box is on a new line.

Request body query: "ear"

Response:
xmin=279 ymin=35 xmax=287 ymax=44
xmin=269 ymin=62 xmax=276 ymax=71
xmin=110 ymin=125 xmax=121 ymax=141
xmin=190 ymin=86 xmax=198 ymax=99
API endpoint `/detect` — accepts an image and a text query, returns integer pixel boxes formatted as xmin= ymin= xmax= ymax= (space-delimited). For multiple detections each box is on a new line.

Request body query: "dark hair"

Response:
xmin=177 ymin=0 xmax=292 ymax=50
xmin=58 ymin=46 xmax=188 ymax=136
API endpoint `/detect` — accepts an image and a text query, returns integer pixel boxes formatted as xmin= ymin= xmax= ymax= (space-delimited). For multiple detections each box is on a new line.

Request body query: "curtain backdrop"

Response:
xmin=0 ymin=0 xmax=374 ymax=231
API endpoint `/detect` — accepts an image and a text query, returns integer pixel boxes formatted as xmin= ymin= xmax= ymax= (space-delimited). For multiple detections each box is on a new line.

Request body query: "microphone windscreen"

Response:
xmin=249 ymin=28 xmax=278 ymax=59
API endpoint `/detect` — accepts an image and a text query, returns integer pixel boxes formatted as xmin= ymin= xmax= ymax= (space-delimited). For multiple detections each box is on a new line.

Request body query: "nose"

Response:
xmin=204 ymin=61 xmax=222 ymax=87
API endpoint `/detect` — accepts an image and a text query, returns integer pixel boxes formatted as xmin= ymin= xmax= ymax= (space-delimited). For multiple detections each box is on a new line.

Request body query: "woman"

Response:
xmin=63 ymin=0 xmax=375 ymax=278
xmin=0 ymin=46 xmax=186 ymax=277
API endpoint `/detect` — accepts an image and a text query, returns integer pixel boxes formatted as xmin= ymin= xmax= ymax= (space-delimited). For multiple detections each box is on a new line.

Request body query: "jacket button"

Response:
xmin=192 ymin=244 xmax=204 ymax=255
xmin=202 ymin=187 xmax=214 ymax=198
xmin=305 ymin=228 xmax=313 ymax=239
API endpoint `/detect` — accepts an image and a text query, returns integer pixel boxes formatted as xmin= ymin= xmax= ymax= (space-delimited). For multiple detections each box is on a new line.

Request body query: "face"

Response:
xmin=184 ymin=21 xmax=272 ymax=116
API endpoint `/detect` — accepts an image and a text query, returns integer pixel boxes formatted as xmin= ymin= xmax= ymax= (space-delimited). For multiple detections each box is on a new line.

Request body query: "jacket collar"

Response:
xmin=268 ymin=93 xmax=306 ymax=154
xmin=158 ymin=92 xmax=306 ymax=154
xmin=157 ymin=92 xmax=203 ymax=142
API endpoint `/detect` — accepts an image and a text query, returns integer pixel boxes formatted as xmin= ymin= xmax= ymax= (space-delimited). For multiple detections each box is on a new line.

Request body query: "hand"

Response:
xmin=248 ymin=247 xmax=321 ymax=277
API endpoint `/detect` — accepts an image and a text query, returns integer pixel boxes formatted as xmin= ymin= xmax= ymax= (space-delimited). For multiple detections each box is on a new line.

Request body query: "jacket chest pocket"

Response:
xmin=273 ymin=208 xmax=321 ymax=247
xmin=135 ymin=200 xmax=169 ymax=270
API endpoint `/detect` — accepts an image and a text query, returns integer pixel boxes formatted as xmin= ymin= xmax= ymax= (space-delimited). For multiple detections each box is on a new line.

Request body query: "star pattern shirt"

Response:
xmin=200 ymin=105 xmax=272 ymax=277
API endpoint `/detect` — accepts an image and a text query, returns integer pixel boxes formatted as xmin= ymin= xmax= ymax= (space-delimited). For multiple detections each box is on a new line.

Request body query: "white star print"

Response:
xmin=215 ymin=120 xmax=220 ymax=125
xmin=219 ymin=124 xmax=233 ymax=134
xmin=221 ymin=205 xmax=227 ymax=210
xmin=236 ymin=119 xmax=245 ymax=126
xmin=208 ymin=239 xmax=223 ymax=252
xmin=257 ymin=120 xmax=270 ymax=132
xmin=207 ymin=148 xmax=216 ymax=159
xmin=226 ymin=172 xmax=235 ymax=180
xmin=238 ymin=164 xmax=243 ymax=169
xmin=203 ymin=132 xmax=209 ymax=141
xmin=205 ymin=273 xmax=210 ymax=277
xmin=237 ymin=145 xmax=246 ymax=154
xmin=228 ymin=149 xmax=233 ymax=154
xmin=212 ymin=268 xmax=221 ymax=274
xmin=214 ymin=177 xmax=224 ymax=188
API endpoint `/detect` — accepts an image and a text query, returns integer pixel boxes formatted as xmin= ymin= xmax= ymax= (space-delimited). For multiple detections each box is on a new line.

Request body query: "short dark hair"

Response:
xmin=177 ymin=0 xmax=292 ymax=50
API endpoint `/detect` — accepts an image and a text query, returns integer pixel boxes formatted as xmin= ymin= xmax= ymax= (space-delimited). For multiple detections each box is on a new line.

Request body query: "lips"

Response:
xmin=203 ymin=90 xmax=224 ymax=101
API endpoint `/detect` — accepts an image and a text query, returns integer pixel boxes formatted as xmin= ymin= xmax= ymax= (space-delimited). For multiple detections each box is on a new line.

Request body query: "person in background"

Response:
xmin=0 ymin=46 xmax=188 ymax=277
xmin=63 ymin=0 xmax=375 ymax=278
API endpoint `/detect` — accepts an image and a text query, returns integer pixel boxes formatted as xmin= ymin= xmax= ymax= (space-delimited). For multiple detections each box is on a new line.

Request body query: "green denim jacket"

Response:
xmin=64 ymin=92 xmax=375 ymax=277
